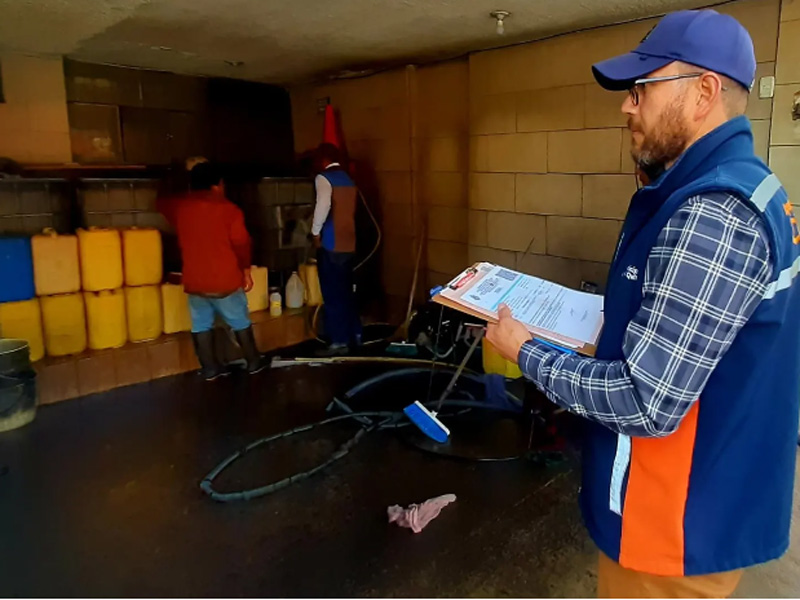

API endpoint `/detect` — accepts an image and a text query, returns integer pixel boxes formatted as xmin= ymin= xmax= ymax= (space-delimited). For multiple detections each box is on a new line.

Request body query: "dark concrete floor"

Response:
xmin=0 ymin=364 xmax=597 ymax=597
xmin=1 ymin=363 xmax=798 ymax=597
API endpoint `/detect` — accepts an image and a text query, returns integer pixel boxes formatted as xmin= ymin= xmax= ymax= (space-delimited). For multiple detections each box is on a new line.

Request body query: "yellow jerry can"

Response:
xmin=40 ymin=293 xmax=87 ymax=357
xmin=125 ymin=285 xmax=162 ymax=343
xmin=31 ymin=229 xmax=81 ymax=296
xmin=482 ymin=337 xmax=522 ymax=379
xmin=84 ymin=289 xmax=127 ymax=350
xmin=0 ymin=298 xmax=45 ymax=362
xmin=77 ymin=227 xmax=123 ymax=292
xmin=122 ymin=227 xmax=163 ymax=287
xmin=246 ymin=265 xmax=269 ymax=313
xmin=299 ymin=262 xmax=323 ymax=307
xmin=161 ymin=283 xmax=192 ymax=334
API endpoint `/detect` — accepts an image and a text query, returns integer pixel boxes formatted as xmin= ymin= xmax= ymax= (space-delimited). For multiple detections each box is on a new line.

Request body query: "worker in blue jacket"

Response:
xmin=311 ymin=143 xmax=362 ymax=356
xmin=487 ymin=10 xmax=800 ymax=598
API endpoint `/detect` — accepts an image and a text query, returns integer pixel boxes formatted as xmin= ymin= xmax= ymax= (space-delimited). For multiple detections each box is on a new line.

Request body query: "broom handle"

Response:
xmin=435 ymin=327 xmax=484 ymax=411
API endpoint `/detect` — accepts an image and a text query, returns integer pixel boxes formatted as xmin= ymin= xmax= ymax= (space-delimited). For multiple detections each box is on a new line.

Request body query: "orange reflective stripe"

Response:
xmin=619 ymin=402 xmax=699 ymax=576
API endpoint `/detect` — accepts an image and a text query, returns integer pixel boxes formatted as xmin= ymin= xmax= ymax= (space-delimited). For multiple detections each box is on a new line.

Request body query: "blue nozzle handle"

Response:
xmin=533 ymin=338 xmax=577 ymax=355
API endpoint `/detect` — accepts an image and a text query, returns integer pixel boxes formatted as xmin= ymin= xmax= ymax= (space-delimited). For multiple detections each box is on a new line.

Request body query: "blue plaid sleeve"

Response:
xmin=518 ymin=192 xmax=773 ymax=438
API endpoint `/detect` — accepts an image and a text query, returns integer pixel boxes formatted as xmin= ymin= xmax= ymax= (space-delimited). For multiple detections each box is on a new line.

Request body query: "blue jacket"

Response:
xmin=583 ymin=116 xmax=800 ymax=576
xmin=319 ymin=167 xmax=357 ymax=253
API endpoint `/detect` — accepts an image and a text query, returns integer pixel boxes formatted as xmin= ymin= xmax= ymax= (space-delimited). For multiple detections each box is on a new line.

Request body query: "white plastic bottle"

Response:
xmin=269 ymin=290 xmax=283 ymax=317
xmin=286 ymin=271 xmax=305 ymax=309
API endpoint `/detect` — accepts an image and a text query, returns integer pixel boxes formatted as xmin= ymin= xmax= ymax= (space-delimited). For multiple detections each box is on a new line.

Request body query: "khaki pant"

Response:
xmin=598 ymin=552 xmax=743 ymax=598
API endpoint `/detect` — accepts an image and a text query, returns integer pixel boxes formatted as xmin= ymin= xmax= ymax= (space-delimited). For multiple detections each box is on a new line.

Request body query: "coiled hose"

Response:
xmin=200 ymin=369 xmax=522 ymax=503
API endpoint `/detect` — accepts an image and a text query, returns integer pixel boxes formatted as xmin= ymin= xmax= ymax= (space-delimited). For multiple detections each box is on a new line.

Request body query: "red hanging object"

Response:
xmin=322 ymin=103 xmax=340 ymax=148
xmin=321 ymin=102 xmax=356 ymax=176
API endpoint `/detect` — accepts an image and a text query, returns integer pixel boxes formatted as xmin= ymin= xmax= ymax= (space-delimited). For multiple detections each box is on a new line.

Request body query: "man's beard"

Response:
xmin=629 ymin=99 xmax=690 ymax=183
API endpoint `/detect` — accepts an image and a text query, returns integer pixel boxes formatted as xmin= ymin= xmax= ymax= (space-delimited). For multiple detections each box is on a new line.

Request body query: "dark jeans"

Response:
xmin=318 ymin=248 xmax=362 ymax=346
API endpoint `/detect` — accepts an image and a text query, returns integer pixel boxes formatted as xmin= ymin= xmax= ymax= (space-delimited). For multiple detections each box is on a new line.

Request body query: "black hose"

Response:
xmin=200 ymin=411 xmax=399 ymax=503
xmin=199 ymin=400 xmax=522 ymax=503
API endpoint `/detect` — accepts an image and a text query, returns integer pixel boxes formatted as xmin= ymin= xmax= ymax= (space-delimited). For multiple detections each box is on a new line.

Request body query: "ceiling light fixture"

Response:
xmin=490 ymin=10 xmax=510 ymax=35
xmin=225 ymin=60 xmax=244 ymax=67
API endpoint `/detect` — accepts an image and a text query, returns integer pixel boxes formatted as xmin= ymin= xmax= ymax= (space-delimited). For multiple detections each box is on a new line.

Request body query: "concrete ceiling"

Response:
xmin=0 ymin=0 xmax=718 ymax=84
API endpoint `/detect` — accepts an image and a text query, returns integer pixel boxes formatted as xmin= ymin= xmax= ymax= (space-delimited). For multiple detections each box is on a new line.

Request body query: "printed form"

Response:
xmin=457 ymin=264 xmax=603 ymax=345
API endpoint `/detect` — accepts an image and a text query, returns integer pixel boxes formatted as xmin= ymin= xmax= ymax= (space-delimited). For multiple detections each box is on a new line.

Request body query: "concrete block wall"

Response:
xmin=769 ymin=0 xmax=800 ymax=218
xmin=0 ymin=54 xmax=72 ymax=164
xmin=414 ymin=60 xmax=470 ymax=289
xmin=468 ymin=0 xmax=780 ymax=291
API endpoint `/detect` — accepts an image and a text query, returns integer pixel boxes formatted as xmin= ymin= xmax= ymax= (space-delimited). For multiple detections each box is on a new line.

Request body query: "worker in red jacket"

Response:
xmin=158 ymin=162 xmax=264 ymax=380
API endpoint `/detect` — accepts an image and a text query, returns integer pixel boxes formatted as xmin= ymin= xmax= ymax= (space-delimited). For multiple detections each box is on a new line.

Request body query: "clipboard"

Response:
xmin=432 ymin=262 xmax=602 ymax=357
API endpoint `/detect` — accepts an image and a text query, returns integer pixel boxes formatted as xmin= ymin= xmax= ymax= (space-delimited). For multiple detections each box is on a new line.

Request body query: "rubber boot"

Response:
xmin=234 ymin=327 xmax=266 ymax=375
xmin=192 ymin=331 xmax=227 ymax=381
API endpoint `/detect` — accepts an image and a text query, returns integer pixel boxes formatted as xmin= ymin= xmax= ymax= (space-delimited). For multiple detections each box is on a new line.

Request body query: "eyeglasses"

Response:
xmin=628 ymin=72 xmax=704 ymax=106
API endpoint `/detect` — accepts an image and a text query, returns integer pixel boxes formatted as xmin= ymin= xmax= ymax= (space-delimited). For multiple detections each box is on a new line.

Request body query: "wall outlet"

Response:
xmin=759 ymin=76 xmax=775 ymax=99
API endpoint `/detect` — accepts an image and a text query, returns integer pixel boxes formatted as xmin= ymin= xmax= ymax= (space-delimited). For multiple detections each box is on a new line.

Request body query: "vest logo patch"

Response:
xmin=783 ymin=200 xmax=800 ymax=245
xmin=624 ymin=265 xmax=639 ymax=281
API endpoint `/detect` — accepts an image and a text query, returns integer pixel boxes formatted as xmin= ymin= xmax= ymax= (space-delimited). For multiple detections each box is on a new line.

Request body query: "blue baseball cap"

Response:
xmin=592 ymin=10 xmax=756 ymax=92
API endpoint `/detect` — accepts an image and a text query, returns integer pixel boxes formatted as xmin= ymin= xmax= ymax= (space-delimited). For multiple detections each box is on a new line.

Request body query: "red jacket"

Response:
xmin=158 ymin=191 xmax=251 ymax=295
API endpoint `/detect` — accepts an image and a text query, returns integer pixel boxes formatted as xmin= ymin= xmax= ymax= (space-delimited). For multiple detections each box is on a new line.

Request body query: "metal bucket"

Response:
xmin=0 ymin=339 xmax=37 ymax=433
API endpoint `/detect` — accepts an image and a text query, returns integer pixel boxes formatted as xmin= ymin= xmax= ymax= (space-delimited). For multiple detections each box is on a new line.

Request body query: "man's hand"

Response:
xmin=486 ymin=304 xmax=532 ymax=363
xmin=312 ymin=234 xmax=321 ymax=249
xmin=243 ymin=268 xmax=254 ymax=293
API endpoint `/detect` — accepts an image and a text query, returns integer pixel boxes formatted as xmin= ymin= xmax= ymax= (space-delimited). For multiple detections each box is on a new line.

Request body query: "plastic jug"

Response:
xmin=78 ymin=228 xmax=123 ymax=292
xmin=122 ymin=228 xmax=163 ymax=287
xmin=41 ymin=293 xmax=87 ymax=357
xmin=125 ymin=285 xmax=162 ymax=343
xmin=0 ymin=237 xmax=35 ymax=303
xmin=84 ymin=289 xmax=127 ymax=350
xmin=245 ymin=266 xmax=269 ymax=313
xmin=31 ymin=229 xmax=81 ymax=296
xmin=161 ymin=283 xmax=192 ymax=334
xmin=286 ymin=271 xmax=305 ymax=309
xmin=482 ymin=338 xmax=522 ymax=379
xmin=0 ymin=299 xmax=45 ymax=362
xmin=269 ymin=290 xmax=282 ymax=317
xmin=299 ymin=261 xmax=323 ymax=307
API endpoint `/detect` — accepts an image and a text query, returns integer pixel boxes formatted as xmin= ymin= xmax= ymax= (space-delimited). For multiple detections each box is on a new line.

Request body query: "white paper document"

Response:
xmin=438 ymin=263 xmax=604 ymax=348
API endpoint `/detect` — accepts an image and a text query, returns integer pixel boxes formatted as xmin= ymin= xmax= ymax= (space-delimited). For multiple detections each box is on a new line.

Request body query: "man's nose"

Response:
xmin=622 ymin=93 xmax=636 ymax=116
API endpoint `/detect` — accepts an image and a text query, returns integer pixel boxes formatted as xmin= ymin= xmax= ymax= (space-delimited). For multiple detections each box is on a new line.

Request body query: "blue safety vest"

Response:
xmin=582 ymin=116 xmax=800 ymax=576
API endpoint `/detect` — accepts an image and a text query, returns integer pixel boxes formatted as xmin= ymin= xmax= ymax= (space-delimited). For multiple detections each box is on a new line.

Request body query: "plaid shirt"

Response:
xmin=519 ymin=192 xmax=773 ymax=438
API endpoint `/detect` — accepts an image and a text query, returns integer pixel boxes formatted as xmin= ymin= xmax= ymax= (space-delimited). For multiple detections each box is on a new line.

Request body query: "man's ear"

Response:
xmin=694 ymin=72 xmax=723 ymax=120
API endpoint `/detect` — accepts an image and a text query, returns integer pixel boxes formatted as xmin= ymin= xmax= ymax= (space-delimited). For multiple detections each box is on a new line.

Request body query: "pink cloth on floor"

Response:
xmin=387 ymin=494 xmax=457 ymax=533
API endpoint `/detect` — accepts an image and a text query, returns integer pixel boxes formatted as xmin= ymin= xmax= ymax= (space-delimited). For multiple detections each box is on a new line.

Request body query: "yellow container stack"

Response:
xmin=12 ymin=217 xmax=170 ymax=395
xmin=161 ymin=283 xmax=192 ymax=334
xmin=41 ymin=293 xmax=87 ymax=357
xmin=0 ymin=299 xmax=45 ymax=362
xmin=126 ymin=285 xmax=162 ymax=343
xmin=85 ymin=289 xmax=127 ymax=350
xmin=78 ymin=228 xmax=123 ymax=292
xmin=122 ymin=228 xmax=163 ymax=287
xmin=31 ymin=229 xmax=81 ymax=296
xmin=246 ymin=265 xmax=269 ymax=313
